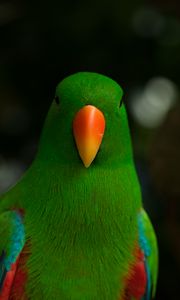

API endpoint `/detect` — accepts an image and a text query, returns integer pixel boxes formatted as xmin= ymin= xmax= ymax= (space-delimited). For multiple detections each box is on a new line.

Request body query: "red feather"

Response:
xmin=121 ymin=247 xmax=147 ymax=300
xmin=0 ymin=262 xmax=18 ymax=300
xmin=0 ymin=244 xmax=29 ymax=300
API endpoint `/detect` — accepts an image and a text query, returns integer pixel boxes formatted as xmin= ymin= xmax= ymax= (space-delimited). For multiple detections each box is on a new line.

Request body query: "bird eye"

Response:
xmin=119 ymin=98 xmax=123 ymax=108
xmin=55 ymin=95 xmax=60 ymax=105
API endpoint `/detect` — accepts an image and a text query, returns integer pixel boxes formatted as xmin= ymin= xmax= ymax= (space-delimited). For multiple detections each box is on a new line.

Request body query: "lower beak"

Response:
xmin=73 ymin=105 xmax=106 ymax=168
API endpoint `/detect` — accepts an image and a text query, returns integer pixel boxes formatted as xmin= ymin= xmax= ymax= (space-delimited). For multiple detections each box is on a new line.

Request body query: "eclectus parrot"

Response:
xmin=0 ymin=72 xmax=158 ymax=300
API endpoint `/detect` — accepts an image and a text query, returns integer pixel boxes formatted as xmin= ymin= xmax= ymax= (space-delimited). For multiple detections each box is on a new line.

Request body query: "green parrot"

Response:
xmin=0 ymin=72 xmax=158 ymax=300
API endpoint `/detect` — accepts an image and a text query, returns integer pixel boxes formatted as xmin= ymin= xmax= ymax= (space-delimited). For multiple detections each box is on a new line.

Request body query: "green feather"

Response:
xmin=0 ymin=72 xmax=157 ymax=299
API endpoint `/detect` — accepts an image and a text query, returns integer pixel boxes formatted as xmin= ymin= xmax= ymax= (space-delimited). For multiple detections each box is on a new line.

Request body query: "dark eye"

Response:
xmin=119 ymin=98 xmax=123 ymax=108
xmin=55 ymin=95 xmax=60 ymax=105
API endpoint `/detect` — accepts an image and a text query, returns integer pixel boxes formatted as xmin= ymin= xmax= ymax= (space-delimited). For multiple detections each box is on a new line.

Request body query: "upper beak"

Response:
xmin=73 ymin=105 xmax=106 ymax=168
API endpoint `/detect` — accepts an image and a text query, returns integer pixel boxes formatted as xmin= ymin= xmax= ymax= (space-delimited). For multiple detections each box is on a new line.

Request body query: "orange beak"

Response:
xmin=73 ymin=105 xmax=106 ymax=168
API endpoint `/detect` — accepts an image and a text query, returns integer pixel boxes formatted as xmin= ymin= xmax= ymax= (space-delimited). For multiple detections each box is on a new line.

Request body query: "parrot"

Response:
xmin=0 ymin=72 xmax=158 ymax=300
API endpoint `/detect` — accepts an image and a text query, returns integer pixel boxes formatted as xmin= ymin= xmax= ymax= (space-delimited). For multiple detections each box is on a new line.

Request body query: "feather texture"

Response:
xmin=138 ymin=209 xmax=158 ymax=299
xmin=0 ymin=211 xmax=25 ymax=299
xmin=122 ymin=210 xmax=158 ymax=300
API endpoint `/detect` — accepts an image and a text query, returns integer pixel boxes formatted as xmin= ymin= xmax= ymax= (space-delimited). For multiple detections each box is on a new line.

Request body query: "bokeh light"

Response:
xmin=0 ymin=157 xmax=25 ymax=193
xmin=130 ymin=77 xmax=178 ymax=128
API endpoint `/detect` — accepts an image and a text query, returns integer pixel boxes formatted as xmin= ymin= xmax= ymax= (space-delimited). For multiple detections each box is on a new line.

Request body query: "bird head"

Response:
xmin=38 ymin=72 xmax=133 ymax=169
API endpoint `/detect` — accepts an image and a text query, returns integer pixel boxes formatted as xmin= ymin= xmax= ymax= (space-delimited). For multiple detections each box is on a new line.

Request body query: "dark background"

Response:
xmin=0 ymin=0 xmax=180 ymax=298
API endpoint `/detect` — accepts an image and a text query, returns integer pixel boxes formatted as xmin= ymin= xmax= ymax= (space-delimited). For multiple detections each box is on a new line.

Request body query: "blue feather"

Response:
xmin=4 ymin=212 xmax=25 ymax=271
xmin=138 ymin=216 xmax=151 ymax=257
xmin=138 ymin=214 xmax=152 ymax=300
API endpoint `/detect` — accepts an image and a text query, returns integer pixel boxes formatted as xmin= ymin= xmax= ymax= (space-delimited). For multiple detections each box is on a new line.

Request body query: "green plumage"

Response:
xmin=0 ymin=72 xmax=158 ymax=300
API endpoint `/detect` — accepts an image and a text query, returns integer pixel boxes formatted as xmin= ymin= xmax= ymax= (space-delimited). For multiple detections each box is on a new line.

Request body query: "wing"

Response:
xmin=121 ymin=209 xmax=158 ymax=300
xmin=0 ymin=210 xmax=25 ymax=299
xmin=138 ymin=209 xmax=158 ymax=300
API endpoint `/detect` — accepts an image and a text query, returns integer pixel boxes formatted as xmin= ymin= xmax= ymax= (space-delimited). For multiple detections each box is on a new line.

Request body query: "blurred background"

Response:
xmin=0 ymin=0 xmax=180 ymax=298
